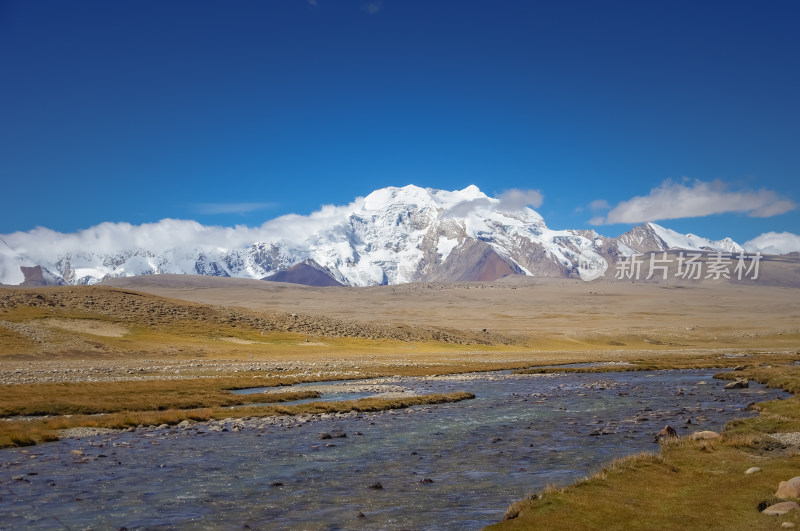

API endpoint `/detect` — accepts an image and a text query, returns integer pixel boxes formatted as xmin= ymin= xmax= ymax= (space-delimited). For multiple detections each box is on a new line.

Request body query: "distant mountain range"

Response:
xmin=0 ymin=185 xmax=793 ymax=287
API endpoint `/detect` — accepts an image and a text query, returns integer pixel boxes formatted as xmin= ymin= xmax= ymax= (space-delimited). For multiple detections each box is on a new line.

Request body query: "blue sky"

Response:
xmin=1 ymin=0 xmax=798 ymax=244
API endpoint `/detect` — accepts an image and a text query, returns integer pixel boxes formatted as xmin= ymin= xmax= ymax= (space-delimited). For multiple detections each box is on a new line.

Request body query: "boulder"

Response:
xmin=724 ymin=379 xmax=749 ymax=389
xmin=762 ymin=501 xmax=799 ymax=516
xmin=654 ymin=425 xmax=678 ymax=442
xmin=777 ymin=476 xmax=800 ymax=499
xmin=745 ymin=467 xmax=761 ymax=475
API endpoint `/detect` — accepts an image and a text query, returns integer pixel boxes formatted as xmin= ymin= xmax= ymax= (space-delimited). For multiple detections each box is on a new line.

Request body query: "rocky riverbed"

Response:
xmin=0 ymin=358 xmax=362 ymax=385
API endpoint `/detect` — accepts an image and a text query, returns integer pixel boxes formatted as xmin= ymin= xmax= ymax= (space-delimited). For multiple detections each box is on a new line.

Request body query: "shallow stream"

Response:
xmin=0 ymin=369 xmax=788 ymax=530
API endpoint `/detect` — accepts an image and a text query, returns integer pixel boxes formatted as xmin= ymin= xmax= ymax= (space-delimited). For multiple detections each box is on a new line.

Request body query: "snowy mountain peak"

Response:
xmin=362 ymin=184 xmax=490 ymax=213
xmin=363 ymin=185 xmax=436 ymax=211
xmin=646 ymin=222 xmax=744 ymax=253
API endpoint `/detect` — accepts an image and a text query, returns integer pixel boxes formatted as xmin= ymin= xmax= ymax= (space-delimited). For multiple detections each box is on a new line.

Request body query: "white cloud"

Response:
xmin=591 ymin=178 xmax=796 ymax=225
xmin=497 ymin=188 xmax=544 ymax=210
xmin=4 ymin=220 xmax=252 ymax=260
xmin=195 ymin=202 xmax=276 ymax=215
xmin=589 ymin=199 xmax=609 ymax=210
xmin=743 ymin=231 xmax=800 ymax=255
xmin=443 ymin=197 xmax=494 ymax=218
xmin=362 ymin=1 xmax=381 ymax=14
xmin=1 ymin=198 xmax=364 ymax=265
xmin=260 ymin=200 xmax=364 ymax=242
xmin=443 ymin=188 xmax=543 ymax=218
xmin=750 ymin=200 xmax=797 ymax=218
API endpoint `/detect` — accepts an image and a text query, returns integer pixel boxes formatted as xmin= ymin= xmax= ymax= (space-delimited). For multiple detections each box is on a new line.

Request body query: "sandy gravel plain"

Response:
xmin=106 ymin=273 xmax=800 ymax=346
xmin=1 ymin=273 xmax=799 ymax=384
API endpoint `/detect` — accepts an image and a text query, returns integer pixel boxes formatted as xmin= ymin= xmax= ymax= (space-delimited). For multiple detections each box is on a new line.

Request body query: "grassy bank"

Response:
xmin=489 ymin=365 xmax=800 ymax=530
xmin=0 ymin=376 xmax=330 ymax=416
xmin=515 ymin=350 xmax=800 ymax=374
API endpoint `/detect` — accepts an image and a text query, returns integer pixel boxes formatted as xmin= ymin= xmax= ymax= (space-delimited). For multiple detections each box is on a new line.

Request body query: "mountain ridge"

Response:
xmin=0 ymin=185 xmax=782 ymax=287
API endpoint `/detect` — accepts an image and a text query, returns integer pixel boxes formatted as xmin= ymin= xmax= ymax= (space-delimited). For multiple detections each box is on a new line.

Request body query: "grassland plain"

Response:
xmin=1 ymin=276 xmax=800 ymax=528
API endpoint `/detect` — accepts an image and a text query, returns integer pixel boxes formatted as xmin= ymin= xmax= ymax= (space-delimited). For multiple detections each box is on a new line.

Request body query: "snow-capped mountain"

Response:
xmin=0 ymin=185 xmax=761 ymax=287
xmin=614 ymin=222 xmax=744 ymax=255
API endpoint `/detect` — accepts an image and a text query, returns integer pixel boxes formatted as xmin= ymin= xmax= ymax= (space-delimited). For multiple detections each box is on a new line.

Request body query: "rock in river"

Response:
xmin=724 ymin=379 xmax=748 ymax=389
xmin=654 ymin=425 xmax=678 ymax=441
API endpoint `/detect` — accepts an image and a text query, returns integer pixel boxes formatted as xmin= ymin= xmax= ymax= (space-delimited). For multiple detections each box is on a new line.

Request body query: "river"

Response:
xmin=0 ymin=369 xmax=787 ymax=530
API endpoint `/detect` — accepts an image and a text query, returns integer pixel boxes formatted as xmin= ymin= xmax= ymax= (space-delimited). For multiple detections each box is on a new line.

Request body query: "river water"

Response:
xmin=0 ymin=369 xmax=788 ymax=530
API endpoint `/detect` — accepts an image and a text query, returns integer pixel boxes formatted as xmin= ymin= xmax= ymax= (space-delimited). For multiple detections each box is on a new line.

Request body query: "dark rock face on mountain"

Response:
xmin=263 ymin=260 xmax=343 ymax=287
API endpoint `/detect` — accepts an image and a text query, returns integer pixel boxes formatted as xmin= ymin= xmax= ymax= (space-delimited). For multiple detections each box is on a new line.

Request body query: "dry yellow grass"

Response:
xmin=492 ymin=441 xmax=800 ymax=530
xmin=4 ymin=277 xmax=800 ymax=361
xmin=0 ymin=323 xmax=33 ymax=351
xmin=0 ymin=378 xmax=324 ymax=416
xmin=105 ymin=274 xmax=800 ymax=350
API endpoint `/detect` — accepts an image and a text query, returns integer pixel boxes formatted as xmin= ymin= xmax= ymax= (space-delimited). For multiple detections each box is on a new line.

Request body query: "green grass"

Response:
xmin=492 ymin=440 xmax=800 ymax=530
